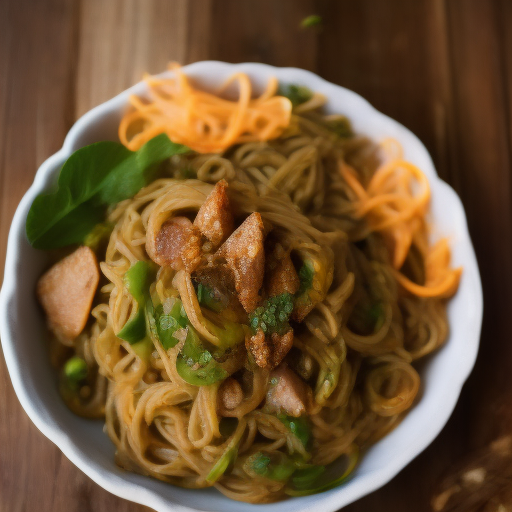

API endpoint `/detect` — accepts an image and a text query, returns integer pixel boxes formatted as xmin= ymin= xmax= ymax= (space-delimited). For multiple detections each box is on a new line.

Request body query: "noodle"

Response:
xmin=39 ymin=69 xmax=461 ymax=503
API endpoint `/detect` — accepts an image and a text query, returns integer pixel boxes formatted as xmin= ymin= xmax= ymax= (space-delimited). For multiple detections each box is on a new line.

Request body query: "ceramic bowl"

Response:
xmin=0 ymin=61 xmax=483 ymax=512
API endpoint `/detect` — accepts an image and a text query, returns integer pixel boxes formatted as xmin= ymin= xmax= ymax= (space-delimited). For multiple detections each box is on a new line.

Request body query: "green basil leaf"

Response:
xmin=26 ymin=134 xmax=189 ymax=249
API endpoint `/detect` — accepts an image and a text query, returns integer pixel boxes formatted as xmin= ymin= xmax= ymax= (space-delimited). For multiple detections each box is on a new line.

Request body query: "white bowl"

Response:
xmin=0 ymin=61 xmax=483 ymax=512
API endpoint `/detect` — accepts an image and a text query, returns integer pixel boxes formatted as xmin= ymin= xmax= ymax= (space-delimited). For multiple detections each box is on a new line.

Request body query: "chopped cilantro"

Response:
xmin=278 ymin=84 xmax=314 ymax=107
xmin=249 ymin=293 xmax=294 ymax=335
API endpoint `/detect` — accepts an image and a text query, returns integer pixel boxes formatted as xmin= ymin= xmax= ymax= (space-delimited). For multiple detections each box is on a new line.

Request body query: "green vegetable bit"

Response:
xmin=290 ymin=465 xmax=326 ymax=490
xmin=63 ymin=356 xmax=88 ymax=388
xmin=176 ymin=326 xmax=228 ymax=386
xmin=26 ymin=134 xmax=189 ymax=250
xmin=297 ymin=261 xmax=315 ymax=296
xmin=285 ymin=448 xmax=359 ymax=496
xmin=325 ymin=117 xmax=354 ymax=139
xmin=83 ymin=221 xmax=114 ymax=252
xmin=300 ymin=14 xmax=322 ymax=29
xmin=245 ymin=452 xmax=296 ymax=481
xmin=117 ymin=261 xmax=156 ymax=344
xmin=154 ymin=300 xmax=187 ymax=350
xmin=196 ymin=283 xmax=223 ymax=313
xmin=278 ymin=84 xmax=314 ymax=107
xmin=249 ymin=293 xmax=294 ymax=335
xmin=278 ymin=414 xmax=311 ymax=449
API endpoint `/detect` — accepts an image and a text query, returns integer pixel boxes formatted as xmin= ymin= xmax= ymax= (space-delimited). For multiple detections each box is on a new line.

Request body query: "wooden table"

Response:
xmin=1 ymin=1 xmax=511 ymax=511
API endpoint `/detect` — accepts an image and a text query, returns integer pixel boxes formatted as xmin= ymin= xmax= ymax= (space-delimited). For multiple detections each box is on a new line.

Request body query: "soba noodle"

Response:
xmin=40 ymin=76 xmax=460 ymax=503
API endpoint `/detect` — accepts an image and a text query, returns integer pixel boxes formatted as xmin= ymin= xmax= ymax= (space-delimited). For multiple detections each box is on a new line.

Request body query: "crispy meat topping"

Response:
xmin=37 ymin=246 xmax=100 ymax=341
xmin=194 ymin=180 xmax=234 ymax=250
xmin=265 ymin=364 xmax=311 ymax=417
xmin=147 ymin=216 xmax=202 ymax=272
xmin=217 ymin=212 xmax=267 ymax=313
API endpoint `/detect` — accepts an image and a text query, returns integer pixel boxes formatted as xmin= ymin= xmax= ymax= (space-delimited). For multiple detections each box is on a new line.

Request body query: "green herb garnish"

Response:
xmin=249 ymin=293 xmax=294 ymax=335
xmin=325 ymin=117 xmax=354 ymax=139
xmin=26 ymin=134 xmax=189 ymax=249
xmin=278 ymin=84 xmax=314 ymax=107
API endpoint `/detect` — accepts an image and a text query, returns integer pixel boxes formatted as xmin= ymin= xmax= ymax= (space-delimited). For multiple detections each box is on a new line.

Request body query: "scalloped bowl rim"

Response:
xmin=0 ymin=61 xmax=483 ymax=512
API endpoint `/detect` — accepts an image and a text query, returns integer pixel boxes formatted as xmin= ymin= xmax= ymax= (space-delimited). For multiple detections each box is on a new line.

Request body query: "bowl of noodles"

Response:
xmin=0 ymin=61 xmax=482 ymax=512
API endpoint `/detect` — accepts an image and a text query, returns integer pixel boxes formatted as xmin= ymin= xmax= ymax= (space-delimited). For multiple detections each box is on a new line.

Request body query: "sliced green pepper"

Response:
xmin=176 ymin=326 xmax=228 ymax=386
xmin=117 ymin=261 xmax=156 ymax=344
xmin=154 ymin=300 xmax=187 ymax=350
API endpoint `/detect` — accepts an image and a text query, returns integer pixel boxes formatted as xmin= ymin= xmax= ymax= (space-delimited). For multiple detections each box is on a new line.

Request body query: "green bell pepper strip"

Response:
xmin=176 ymin=325 xmax=228 ymax=386
xmin=117 ymin=261 xmax=156 ymax=344
xmin=154 ymin=300 xmax=187 ymax=350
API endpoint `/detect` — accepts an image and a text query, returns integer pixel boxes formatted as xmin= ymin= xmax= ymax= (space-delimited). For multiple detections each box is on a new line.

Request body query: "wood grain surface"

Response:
xmin=1 ymin=1 xmax=511 ymax=511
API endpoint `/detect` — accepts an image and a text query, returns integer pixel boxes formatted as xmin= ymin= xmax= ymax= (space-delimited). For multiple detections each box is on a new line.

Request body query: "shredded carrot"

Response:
xmin=118 ymin=64 xmax=292 ymax=153
xmin=340 ymin=141 xmax=462 ymax=298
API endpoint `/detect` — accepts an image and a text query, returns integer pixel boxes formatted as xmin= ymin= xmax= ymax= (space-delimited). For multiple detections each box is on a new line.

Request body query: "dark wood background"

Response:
xmin=1 ymin=1 xmax=511 ymax=511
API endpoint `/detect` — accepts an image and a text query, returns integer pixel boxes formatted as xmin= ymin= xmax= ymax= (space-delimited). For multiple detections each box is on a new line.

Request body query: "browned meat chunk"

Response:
xmin=265 ymin=246 xmax=300 ymax=297
xmin=194 ymin=180 xmax=234 ymax=251
xmin=217 ymin=212 xmax=267 ymax=313
xmin=217 ymin=377 xmax=244 ymax=411
xmin=246 ymin=329 xmax=294 ymax=369
xmin=147 ymin=217 xmax=202 ymax=272
xmin=37 ymin=246 xmax=100 ymax=341
xmin=265 ymin=364 xmax=310 ymax=417
xmin=269 ymin=330 xmax=294 ymax=368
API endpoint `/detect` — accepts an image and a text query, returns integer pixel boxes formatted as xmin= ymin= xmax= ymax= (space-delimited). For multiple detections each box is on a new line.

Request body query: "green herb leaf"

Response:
xmin=249 ymin=293 xmax=294 ymax=335
xmin=300 ymin=15 xmax=322 ymax=29
xmin=325 ymin=117 xmax=354 ymax=139
xmin=26 ymin=134 xmax=189 ymax=249
xmin=278 ymin=84 xmax=314 ymax=107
